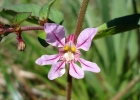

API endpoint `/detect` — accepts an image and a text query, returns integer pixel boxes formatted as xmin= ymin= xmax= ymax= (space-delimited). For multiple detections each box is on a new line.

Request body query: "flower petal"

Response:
xmin=79 ymin=58 xmax=100 ymax=73
xmin=69 ymin=63 xmax=84 ymax=79
xmin=44 ymin=23 xmax=65 ymax=47
xmin=76 ymin=28 xmax=98 ymax=51
xmin=48 ymin=61 xmax=65 ymax=80
xmin=35 ymin=54 xmax=60 ymax=66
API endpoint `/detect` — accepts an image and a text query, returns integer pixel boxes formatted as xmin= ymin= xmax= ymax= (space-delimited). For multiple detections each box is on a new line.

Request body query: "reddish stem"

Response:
xmin=66 ymin=65 xmax=72 ymax=100
xmin=5 ymin=26 xmax=44 ymax=33
xmin=66 ymin=0 xmax=89 ymax=100
xmin=75 ymin=0 xmax=89 ymax=40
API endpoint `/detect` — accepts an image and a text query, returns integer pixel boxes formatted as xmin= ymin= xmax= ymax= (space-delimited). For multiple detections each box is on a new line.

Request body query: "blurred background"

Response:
xmin=0 ymin=0 xmax=140 ymax=100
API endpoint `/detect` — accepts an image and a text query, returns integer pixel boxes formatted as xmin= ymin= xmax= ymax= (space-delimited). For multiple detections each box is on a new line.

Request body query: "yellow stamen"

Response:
xmin=71 ymin=47 xmax=76 ymax=53
xmin=64 ymin=45 xmax=69 ymax=51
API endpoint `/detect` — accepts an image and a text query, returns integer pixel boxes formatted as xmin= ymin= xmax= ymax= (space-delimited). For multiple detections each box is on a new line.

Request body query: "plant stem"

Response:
xmin=5 ymin=26 xmax=44 ymax=33
xmin=66 ymin=65 xmax=72 ymax=100
xmin=75 ymin=0 xmax=89 ymax=40
xmin=66 ymin=0 xmax=89 ymax=99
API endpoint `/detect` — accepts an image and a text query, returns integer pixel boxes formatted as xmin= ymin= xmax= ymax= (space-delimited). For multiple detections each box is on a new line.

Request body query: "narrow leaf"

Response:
xmin=95 ymin=14 xmax=140 ymax=39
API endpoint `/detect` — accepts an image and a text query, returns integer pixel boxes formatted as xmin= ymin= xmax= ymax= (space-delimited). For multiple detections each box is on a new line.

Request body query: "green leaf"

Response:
xmin=0 ymin=4 xmax=41 ymax=16
xmin=38 ymin=31 xmax=49 ymax=47
xmin=13 ymin=12 xmax=31 ymax=25
xmin=0 ymin=4 xmax=41 ymax=24
xmin=49 ymin=8 xmax=64 ymax=24
xmin=39 ymin=0 xmax=63 ymax=24
xmin=39 ymin=0 xmax=56 ymax=21
xmin=95 ymin=14 xmax=140 ymax=39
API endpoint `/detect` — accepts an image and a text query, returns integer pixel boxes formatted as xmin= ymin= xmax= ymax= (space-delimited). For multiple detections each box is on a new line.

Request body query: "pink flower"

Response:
xmin=35 ymin=23 xmax=100 ymax=80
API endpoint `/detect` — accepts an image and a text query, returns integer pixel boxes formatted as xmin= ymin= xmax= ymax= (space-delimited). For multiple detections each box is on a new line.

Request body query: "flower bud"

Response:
xmin=16 ymin=32 xmax=26 ymax=51
xmin=18 ymin=40 xmax=26 ymax=51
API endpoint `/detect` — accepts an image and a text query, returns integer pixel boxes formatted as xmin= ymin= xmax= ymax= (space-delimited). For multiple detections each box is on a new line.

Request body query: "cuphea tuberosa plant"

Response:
xmin=1 ymin=0 xmax=140 ymax=100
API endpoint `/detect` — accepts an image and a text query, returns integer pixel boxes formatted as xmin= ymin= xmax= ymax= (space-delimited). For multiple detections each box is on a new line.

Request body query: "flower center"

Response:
xmin=62 ymin=45 xmax=77 ymax=63
xmin=64 ymin=45 xmax=76 ymax=53
xmin=63 ymin=51 xmax=74 ymax=63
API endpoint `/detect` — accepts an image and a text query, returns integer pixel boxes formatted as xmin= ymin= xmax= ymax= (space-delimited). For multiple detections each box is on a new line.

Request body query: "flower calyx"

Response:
xmin=16 ymin=31 xmax=26 ymax=51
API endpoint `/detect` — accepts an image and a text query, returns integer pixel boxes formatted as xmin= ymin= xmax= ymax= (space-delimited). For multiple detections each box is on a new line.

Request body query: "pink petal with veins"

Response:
xmin=76 ymin=28 xmax=98 ymax=51
xmin=44 ymin=23 xmax=65 ymax=47
xmin=35 ymin=54 xmax=60 ymax=66
xmin=79 ymin=58 xmax=100 ymax=73
xmin=48 ymin=61 xmax=65 ymax=80
xmin=69 ymin=63 xmax=84 ymax=79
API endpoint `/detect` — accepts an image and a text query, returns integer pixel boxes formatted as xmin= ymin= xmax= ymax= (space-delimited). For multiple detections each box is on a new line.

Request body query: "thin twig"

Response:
xmin=111 ymin=76 xmax=140 ymax=100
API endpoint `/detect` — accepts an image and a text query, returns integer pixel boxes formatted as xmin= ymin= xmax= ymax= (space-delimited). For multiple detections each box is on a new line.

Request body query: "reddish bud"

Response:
xmin=18 ymin=40 xmax=26 ymax=51
xmin=16 ymin=32 xmax=26 ymax=51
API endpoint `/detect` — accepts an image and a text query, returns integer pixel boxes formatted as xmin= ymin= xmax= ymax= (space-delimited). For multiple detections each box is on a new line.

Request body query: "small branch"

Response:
xmin=66 ymin=65 xmax=72 ymax=100
xmin=111 ymin=76 xmax=140 ymax=100
xmin=75 ymin=0 xmax=89 ymax=40
xmin=5 ymin=26 xmax=44 ymax=33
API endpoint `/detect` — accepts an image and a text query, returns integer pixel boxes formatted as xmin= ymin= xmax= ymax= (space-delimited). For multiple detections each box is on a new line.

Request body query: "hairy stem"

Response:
xmin=66 ymin=0 xmax=89 ymax=99
xmin=5 ymin=26 xmax=44 ymax=33
xmin=66 ymin=65 xmax=72 ymax=100
xmin=75 ymin=0 xmax=89 ymax=40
